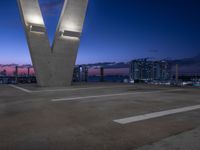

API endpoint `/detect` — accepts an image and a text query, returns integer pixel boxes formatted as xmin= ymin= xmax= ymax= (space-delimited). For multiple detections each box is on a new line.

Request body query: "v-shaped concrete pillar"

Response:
xmin=18 ymin=0 xmax=88 ymax=87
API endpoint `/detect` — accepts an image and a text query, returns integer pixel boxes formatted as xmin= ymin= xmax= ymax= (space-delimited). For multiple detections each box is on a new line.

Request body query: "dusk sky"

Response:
xmin=0 ymin=0 xmax=200 ymax=64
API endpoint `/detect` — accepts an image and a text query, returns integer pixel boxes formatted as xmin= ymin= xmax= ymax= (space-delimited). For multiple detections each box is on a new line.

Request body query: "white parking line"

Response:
xmin=51 ymin=89 xmax=182 ymax=102
xmin=114 ymin=105 xmax=200 ymax=124
xmin=32 ymin=85 xmax=133 ymax=93
xmin=52 ymin=92 xmax=138 ymax=102
xmin=9 ymin=85 xmax=32 ymax=93
xmin=8 ymin=85 xmax=133 ymax=93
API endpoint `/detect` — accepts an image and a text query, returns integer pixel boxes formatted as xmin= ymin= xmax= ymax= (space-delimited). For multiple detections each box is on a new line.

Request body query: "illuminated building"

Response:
xmin=130 ymin=59 xmax=171 ymax=81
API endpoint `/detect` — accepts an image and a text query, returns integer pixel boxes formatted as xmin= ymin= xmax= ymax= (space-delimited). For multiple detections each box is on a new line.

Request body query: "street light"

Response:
xmin=60 ymin=30 xmax=81 ymax=38
xmin=28 ymin=24 xmax=46 ymax=33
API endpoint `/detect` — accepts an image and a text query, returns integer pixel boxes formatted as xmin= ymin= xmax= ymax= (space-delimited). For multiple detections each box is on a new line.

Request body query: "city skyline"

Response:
xmin=0 ymin=0 xmax=200 ymax=64
xmin=1 ymin=53 xmax=200 ymax=76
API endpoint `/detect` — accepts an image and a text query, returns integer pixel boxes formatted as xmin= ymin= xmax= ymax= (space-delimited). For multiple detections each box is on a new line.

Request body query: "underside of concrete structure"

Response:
xmin=18 ymin=0 xmax=88 ymax=87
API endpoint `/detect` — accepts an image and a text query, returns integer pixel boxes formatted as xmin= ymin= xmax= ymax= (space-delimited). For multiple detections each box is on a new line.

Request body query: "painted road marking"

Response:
xmin=51 ymin=89 xmax=182 ymax=102
xmin=32 ymin=85 xmax=133 ymax=93
xmin=8 ymin=85 xmax=133 ymax=93
xmin=9 ymin=85 xmax=32 ymax=93
xmin=114 ymin=105 xmax=200 ymax=124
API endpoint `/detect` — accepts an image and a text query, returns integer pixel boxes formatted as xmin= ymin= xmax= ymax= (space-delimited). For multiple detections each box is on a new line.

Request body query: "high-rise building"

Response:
xmin=129 ymin=59 xmax=171 ymax=81
xmin=73 ymin=66 xmax=88 ymax=82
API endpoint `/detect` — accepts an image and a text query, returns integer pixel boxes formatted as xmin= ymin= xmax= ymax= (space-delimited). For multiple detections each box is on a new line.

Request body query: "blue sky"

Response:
xmin=0 ymin=0 xmax=200 ymax=64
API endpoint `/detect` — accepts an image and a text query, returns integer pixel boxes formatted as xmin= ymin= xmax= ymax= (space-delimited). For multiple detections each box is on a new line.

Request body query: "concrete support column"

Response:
xmin=18 ymin=0 xmax=88 ymax=87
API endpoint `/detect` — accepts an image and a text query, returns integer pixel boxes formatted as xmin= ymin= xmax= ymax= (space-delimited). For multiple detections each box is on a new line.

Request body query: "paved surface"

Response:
xmin=136 ymin=127 xmax=200 ymax=150
xmin=0 ymin=83 xmax=200 ymax=150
